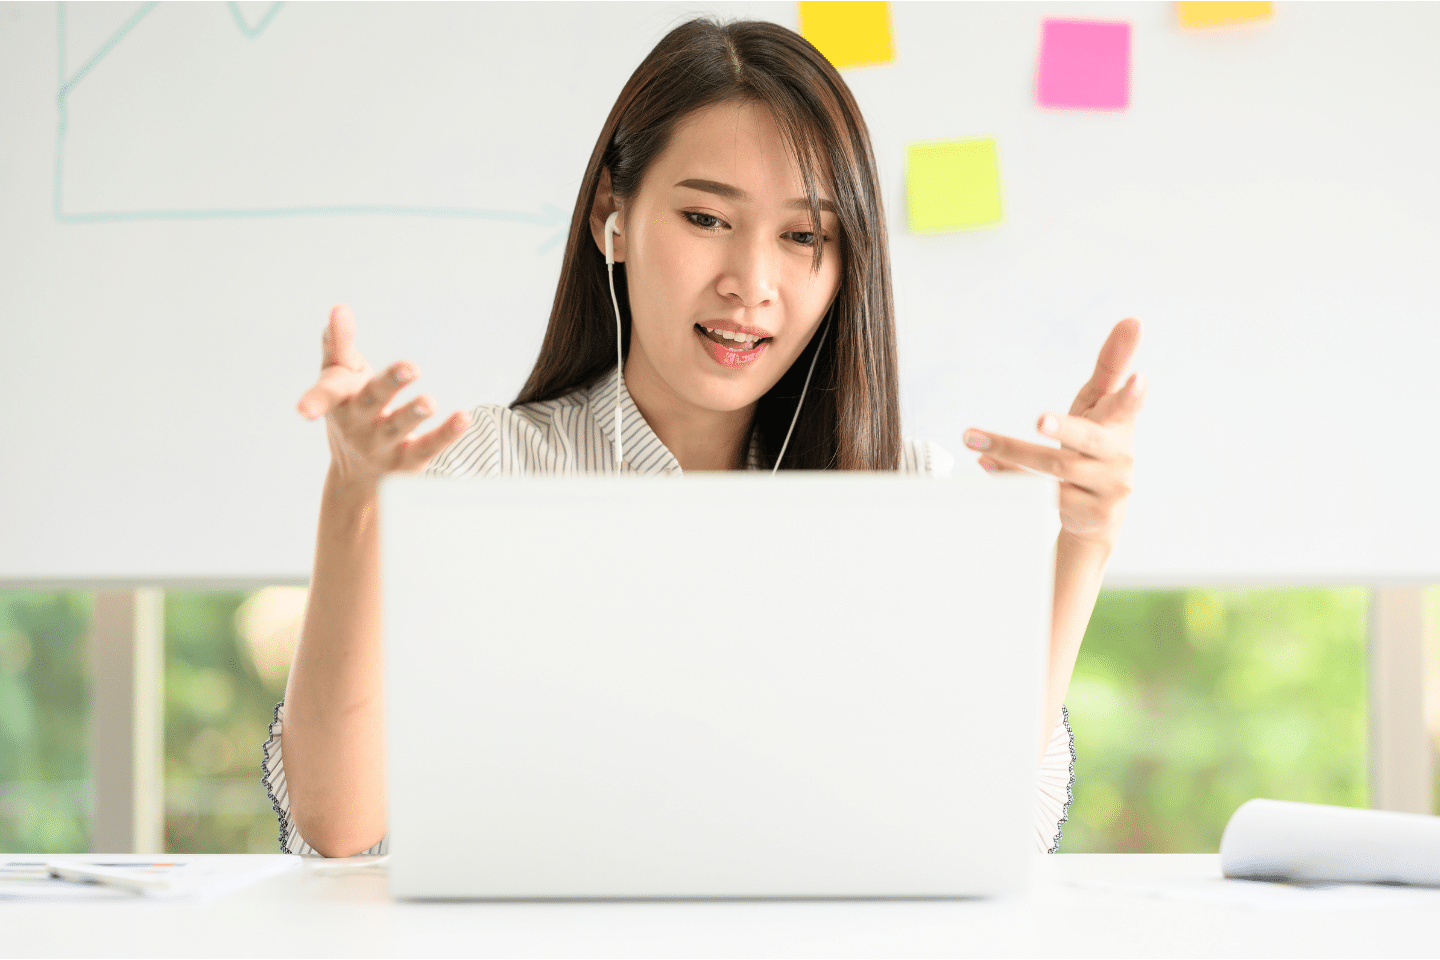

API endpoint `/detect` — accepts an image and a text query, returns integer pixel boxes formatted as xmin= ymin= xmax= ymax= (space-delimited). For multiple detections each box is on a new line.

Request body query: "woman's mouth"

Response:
xmin=695 ymin=324 xmax=771 ymax=368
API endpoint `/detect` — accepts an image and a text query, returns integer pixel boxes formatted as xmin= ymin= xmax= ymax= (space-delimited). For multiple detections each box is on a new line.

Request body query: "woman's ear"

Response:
xmin=589 ymin=168 xmax=626 ymax=263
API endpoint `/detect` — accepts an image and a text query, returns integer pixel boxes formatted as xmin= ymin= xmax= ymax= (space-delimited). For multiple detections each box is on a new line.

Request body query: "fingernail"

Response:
xmin=1039 ymin=414 xmax=1059 ymax=436
xmin=396 ymin=366 xmax=414 ymax=383
xmin=964 ymin=430 xmax=990 ymax=451
xmin=978 ymin=456 xmax=998 ymax=474
xmin=414 ymin=400 xmax=432 ymax=416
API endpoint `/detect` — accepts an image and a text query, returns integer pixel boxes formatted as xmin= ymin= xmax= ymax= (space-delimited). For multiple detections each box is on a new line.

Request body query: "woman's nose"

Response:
xmin=717 ymin=234 xmax=778 ymax=309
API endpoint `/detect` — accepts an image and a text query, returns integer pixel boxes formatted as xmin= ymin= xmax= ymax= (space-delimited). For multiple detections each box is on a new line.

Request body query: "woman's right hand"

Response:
xmin=296 ymin=304 xmax=471 ymax=488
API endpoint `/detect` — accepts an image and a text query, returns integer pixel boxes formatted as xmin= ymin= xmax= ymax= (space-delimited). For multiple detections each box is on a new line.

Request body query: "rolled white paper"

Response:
xmin=1220 ymin=798 xmax=1440 ymax=886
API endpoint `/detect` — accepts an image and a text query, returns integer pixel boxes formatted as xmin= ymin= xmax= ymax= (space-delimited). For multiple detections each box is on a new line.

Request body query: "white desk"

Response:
xmin=5 ymin=854 xmax=1438 ymax=958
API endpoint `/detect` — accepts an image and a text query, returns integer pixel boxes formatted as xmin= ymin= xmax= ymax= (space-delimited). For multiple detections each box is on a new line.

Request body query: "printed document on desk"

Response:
xmin=1064 ymin=874 xmax=1440 ymax=912
xmin=0 ymin=855 xmax=300 ymax=903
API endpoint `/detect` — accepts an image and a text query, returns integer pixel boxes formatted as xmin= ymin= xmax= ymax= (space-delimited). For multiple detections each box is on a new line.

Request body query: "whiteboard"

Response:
xmin=1 ymin=1 xmax=1437 ymax=585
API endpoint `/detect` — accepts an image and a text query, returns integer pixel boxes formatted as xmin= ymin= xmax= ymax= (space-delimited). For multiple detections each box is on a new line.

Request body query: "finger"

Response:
xmin=1084 ymin=371 xmax=1148 ymax=426
xmin=397 ymin=410 xmax=472 ymax=471
xmin=377 ymin=395 xmax=438 ymax=442
xmin=297 ymin=365 xmax=368 ymax=419
xmin=982 ymin=444 xmax=1123 ymax=497
xmin=1036 ymin=412 xmax=1122 ymax=460
xmin=976 ymin=454 xmax=1025 ymax=475
xmin=965 ymin=429 xmax=1076 ymax=483
xmin=349 ymin=361 xmax=419 ymax=421
xmin=323 ymin=304 xmax=366 ymax=372
xmin=984 ymin=454 xmax=1120 ymax=500
xmin=1069 ymin=317 xmax=1142 ymax=416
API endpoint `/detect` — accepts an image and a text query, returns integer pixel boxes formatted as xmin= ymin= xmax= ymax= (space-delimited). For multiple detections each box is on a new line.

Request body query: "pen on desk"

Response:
xmin=45 ymin=862 xmax=176 ymax=895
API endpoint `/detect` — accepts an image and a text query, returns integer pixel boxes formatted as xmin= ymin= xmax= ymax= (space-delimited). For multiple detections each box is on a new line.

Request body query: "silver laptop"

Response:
xmin=380 ymin=473 xmax=1055 ymax=899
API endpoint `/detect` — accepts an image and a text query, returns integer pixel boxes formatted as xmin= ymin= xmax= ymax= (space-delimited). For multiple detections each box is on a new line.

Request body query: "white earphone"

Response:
xmin=604 ymin=211 xmax=625 ymax=469
xmin=601 ymin=208 xmax=824 ymax=475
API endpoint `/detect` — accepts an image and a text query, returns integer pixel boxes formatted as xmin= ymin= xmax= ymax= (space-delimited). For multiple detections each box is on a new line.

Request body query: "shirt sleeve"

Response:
xmin=424 ymin=404 xmax=507 ymax=478
xmin=261 ymin=700 xmax=389 ymax=857
xmin=1034 ymin=704 xmax=1076 ymax=853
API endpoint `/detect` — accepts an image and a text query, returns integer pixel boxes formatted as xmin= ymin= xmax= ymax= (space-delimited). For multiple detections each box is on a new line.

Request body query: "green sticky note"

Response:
xmin=906 ymin=139 xmax=1003 ymax=233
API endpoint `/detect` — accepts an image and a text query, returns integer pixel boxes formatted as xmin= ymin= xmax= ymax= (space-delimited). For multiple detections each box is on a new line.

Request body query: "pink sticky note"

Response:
xmin=1037 ymin=19 xmax=1131 ymax=111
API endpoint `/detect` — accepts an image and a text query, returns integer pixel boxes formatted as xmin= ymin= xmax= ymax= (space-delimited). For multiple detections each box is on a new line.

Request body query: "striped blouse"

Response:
xmin=262 ymin=365 xmax=1077 ymax=857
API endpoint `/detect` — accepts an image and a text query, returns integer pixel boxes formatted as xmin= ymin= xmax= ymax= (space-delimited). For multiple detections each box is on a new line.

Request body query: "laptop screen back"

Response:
xmin=382 ymin=473 xmax=1054 ymax=898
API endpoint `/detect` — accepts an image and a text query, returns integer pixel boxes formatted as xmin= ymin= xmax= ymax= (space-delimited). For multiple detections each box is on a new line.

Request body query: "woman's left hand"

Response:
xmin=962 ymin=318 xmax=1146 ymax=555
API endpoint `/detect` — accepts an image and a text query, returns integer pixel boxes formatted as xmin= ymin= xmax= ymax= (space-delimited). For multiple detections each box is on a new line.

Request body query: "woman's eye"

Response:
xmin=683 ymin=211 xmax=725 ymax=230
xmin=785 ymin=231 xmax=825 ymax=247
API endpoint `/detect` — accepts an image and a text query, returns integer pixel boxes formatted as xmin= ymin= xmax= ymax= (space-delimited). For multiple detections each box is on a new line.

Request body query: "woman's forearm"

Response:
xmin=281 ymin=466 xmax=389 ymax=857
xmin=1040 ymin=530 xmax=1110 ymax=762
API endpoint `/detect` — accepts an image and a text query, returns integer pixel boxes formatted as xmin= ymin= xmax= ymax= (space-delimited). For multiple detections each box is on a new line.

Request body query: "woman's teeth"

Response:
xmin=701 ymin=326 xmax=765 ymax=349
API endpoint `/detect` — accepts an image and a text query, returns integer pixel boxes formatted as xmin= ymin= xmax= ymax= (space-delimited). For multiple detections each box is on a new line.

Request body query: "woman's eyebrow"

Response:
xmin=675 ymin=178 xmax=837 ymax=214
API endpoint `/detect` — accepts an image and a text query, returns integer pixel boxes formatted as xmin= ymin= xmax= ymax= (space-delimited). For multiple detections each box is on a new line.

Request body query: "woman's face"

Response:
xmin=615 ymin=100 xmax=843 ymax=418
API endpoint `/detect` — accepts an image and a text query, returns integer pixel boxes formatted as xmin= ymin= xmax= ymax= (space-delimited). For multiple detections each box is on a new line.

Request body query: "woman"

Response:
xmin=266 ymin=18 xmax=1144 ymax=859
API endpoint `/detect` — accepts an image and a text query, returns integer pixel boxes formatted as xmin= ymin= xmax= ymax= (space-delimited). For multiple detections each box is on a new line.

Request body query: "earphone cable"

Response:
xmin=771 ymin=319 xmax=828 ymax=475
xmin=607 ymin=261 xmax=624 ymax=470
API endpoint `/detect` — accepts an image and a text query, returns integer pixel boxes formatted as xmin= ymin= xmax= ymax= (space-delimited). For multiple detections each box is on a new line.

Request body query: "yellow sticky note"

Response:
xmin=906 ymin=139 xmax=1003 ymax=234
xmin=1177 ymin=1 xmax=1273 ymax=27
xmin=798 ymin=1 xmax=894 ymax=70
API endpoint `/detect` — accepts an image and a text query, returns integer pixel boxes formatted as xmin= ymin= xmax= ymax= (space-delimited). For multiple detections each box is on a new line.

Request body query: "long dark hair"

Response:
xmin=513 ymin=18 xmax=900 ymax=470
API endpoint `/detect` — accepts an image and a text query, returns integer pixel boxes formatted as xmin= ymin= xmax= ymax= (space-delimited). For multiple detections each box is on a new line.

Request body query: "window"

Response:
xmin=0 ymin=585 xmax=1428 ymax=854
xmin=1425 ymin=586 xmax=1440 ymax=813
xmin=0 ymin=592 xmax=93 ymax=852
xmin=1063 ymin=589 xmax=1370 ymax=851
xmin=164 ymin=589 xmax=303 ymax=853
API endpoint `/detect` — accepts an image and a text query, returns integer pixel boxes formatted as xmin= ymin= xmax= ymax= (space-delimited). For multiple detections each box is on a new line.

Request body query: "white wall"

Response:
xmin=2 ymin=1 xmax=1437 ymax=584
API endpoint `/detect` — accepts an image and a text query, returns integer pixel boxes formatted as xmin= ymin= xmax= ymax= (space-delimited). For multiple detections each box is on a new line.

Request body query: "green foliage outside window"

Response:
xmin=0 ymin=592 xmax=92 ymax=852
xmin=165 ymin=590 xmax=297 ymax=854
xmin=2 ymin=585 xmax=1431 ymax=854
